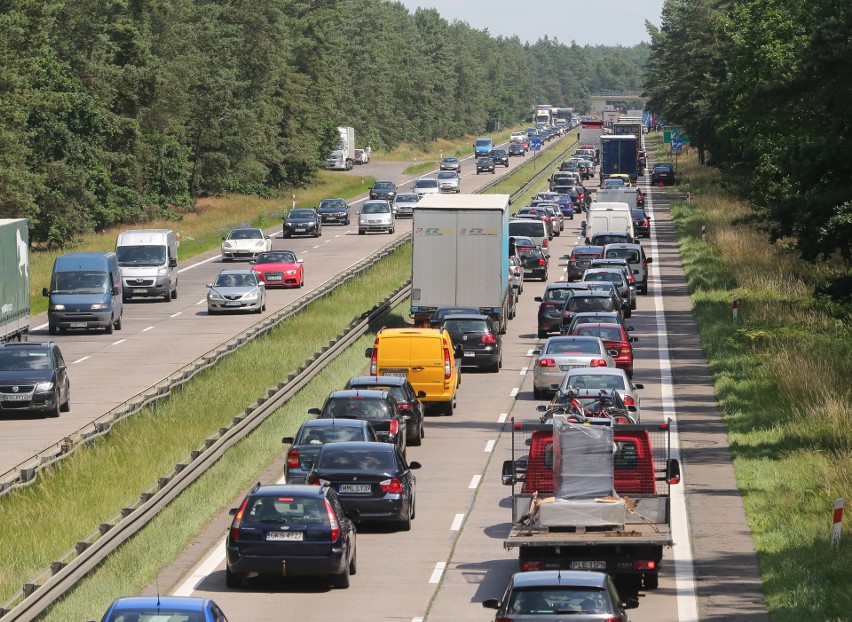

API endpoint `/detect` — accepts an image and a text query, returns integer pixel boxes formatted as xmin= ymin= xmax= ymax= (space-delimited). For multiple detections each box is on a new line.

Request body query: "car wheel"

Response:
xmin=333 ymin=563 xmax=350 ymax=589
xmin=644 ymin=573 xmax=659 ymax=590
xmin=538 ymin=329 xmax=548 ymax=339
xmin=49 ymin=390 xmax=61 ymax=418
xmin=105 ymin=317 xmax=114 ymax=335
xmin=208 ymin=308 xmax=218 ymax=315
xmin=60 ymin=388 xmax=70 ymax=412
xmin=225 ymin=566 xmax=242 ymax=589
xmin=398 ymin=498 xmax=413 ymax=531
xmin=299 ymin=276 xmax=305 ymax=288
xmin=624 ymin=308 xmax=632 ymax=318
xmin=409 ymin=420 xmax=423 ymax=446
xmin=442 ymin=400 xmax=454 ymax=417
xmin=114 ymin=314 xmax=122 ymax=330
xmin=359 ymin=230 xmax=366 ymax=235
xmin=349 ymin=542 xmax=357 ymax=575
xmin=122 ymin=294 xmax=130 ymax=303
xmin=171 ymin=287 xmax=178 ymax=300
xmin=488 ymin=359 xmax=500 ymax=373
xmin=163 ymin=289 xmax=171 ymax=302
xmin=48 ymin=323 xmax=58 ymax=336
xmin=389 ymin=226 xmax=395 ymax=234
xmin=282 ymin=232 xmax=290 ymax=239
xmin=639 ymin=285 xmax=648 ymax=295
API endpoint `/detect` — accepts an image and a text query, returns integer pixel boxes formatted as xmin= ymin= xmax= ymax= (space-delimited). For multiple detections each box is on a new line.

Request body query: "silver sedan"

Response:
xmin=532 ymin=336 xmax=614 ymax=400
xmin=206 ymin=270 xmax=266 ymax=314
xmin=555 ymin=367 xmax=644 ymax=421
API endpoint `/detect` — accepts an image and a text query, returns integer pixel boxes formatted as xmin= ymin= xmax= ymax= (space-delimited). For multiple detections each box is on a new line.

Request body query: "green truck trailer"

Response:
xmin=0 ymin=219 xmax=30 ymax=342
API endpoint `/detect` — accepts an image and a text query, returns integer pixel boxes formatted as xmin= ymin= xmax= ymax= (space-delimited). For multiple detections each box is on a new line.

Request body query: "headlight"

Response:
xmin=223 ymin=242 xmax=232 ymax=248
xmin=157 ymin=266 xmax=168 ymax=276
xmin=242 ymin=292 xmax=259 ymax=301
xmin=208 ymin=293 xmax=223 ymax=301
xmin=256 ymin=240 xmax=265 ymax=247
xmin=50 ymin=304 xmax=65 ymax=311
xmin=91 ymin=303 xmax=107 ymax=310
xmin=36 ymin=381 xmax=54 ymax=392
xmin=285 ymin=270 xmax=297 ymax=275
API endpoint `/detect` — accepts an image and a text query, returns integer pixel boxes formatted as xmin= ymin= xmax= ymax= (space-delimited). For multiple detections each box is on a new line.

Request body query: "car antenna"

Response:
xmin=156 ymin=572 xmax=161 ymax=607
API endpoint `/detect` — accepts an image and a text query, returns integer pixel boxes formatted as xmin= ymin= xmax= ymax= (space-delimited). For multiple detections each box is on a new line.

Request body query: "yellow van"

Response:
xmin=365 ymin=328 xmax=460 ymax=416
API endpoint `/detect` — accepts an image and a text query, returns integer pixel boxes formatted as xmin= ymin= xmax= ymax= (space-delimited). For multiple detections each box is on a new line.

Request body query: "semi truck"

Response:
xmin=600 ymin=135 xmax=639 ymax=182
xmin=534 ymin=105 xmax=554 ymax=127
xmin=327 ymin=126 xmax=355 ymax=171
xmin=410 ymin=194 xmax=512 ymax=333
xmin=614 ymin=117 xmax=644 ymax=175
xmin=0 ymin=219 xmax=30 ymax=342
xmin=501 ymin=418 xmax=681 ymax=594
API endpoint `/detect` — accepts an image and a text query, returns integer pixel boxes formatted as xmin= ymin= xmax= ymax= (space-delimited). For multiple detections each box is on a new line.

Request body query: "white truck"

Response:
xmin=534 ymin=105 xmax=553 ymax=127
xmin=410 ymin=194 xmax=512 ymax=333
xmin=596 ymin=188 xmax=638 ymax=210
xmin=0 ymin=218 xmax=30 ymax=342
xmin=327 ymin=126 xmax=355 ymax=171
xmin=584 ymin=202 xmax=635 ymax=242
xmin=115 ymin=229 xmax=179 ymax=302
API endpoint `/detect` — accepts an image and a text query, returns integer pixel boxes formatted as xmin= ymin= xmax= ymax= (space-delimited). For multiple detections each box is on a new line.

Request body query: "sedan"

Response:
xmin=508 ymin=142 xmax=526 ymax=157
xmin=283 ymin=208 xmax=322 ymax=238
xmin=309 ymin=389 xmax=407 ymax=457
xmin=491 ymin=148 xmax=510 ymax=167
xmin=221 ymin=227 xmax=271 ymax=261
xmin=206 ymin=270 xmax=266 ymax=314
xmin=98 ymin=596 xmax=230 ymax=622
xmin=582 ymin=268 xmax=635 ymax=316
xmin=532 ymin=335 xmax=614 ymax=399
xmin=251 ymin=250 xmax=304 ymax=288
xmin=0 ymin=342 xmax=70 ymax=418
xmin=317 ymin=198 xmax=351 ymax=225
xmin=226 ymin=484 xmax=356 ymax=588
xmin=344 ymin=376 xmax=426 ymax=446
xmin=307 ymin=441 xmax=421 ymax=529
xmin=282 ymin=418 xmax=379 ymax=484
xmin=535 ymin=283 xmax=592 ymax=337
xmin=393 ymin=193 xmax=419 ymax=218
xmin=631 ymin=208 xmax=651 ymax=238
xmin=369 ymin=180 xmax=397 ymax=201
xmin=440 ymin=156 xmax=461 ymax=172
xmin=436 ymin=170 xmax=461 ymax=193
xmin=557 ymin=367 xmax=644 ymax=420
xmin=570 ymin=322 xmax=638 ymax=377
xmin=651 ymin=163 xmax=675 ymax=186
xmin=476 ymin=157 xmax=496 ymax=174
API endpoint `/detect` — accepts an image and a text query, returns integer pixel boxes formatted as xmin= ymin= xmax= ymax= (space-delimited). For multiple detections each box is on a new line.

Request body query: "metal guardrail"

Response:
xmin=0 ymin=130 xmax=583 ymax=621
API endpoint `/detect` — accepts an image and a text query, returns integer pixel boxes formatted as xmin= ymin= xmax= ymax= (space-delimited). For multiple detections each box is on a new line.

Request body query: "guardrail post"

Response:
xmin=50 ymin=561 xmax=65 ymax=575
xmin=75 ymin=542 xmax=88 ymax=556
xmin=22 ymin=584 xmax=37 ymax=597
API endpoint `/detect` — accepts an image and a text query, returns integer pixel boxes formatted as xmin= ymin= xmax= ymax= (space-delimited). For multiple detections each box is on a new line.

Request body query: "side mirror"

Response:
xmin=536 ymin=405 xmax=547 ymax=412
xmin=282 ymin=436 xmax=294 ymax=444
xmin=364 ymin=347 xmax=373 ymax=358
xmin=482 ymin=599 xmax=500 ymax=610
xmin=533 ymin=296 xmax=543 ymax=302
xmin=646 ymin=257 xmax=653 ymax=263
xmin=112 ymin=285 xmax=120 ymax=296
xmin=667 ymin=459 xmax=681 ymax=485
xmin=623 ymin=596 xmax=640 ymax=609
xmin=501 ymin=460 xmax=515 ymax=485
xmin=249 ymin=259 xmax=256 ymax=265
xmin=630 ymin=337 xmax=638 ymax=343
xmin=297 ymin=259 xmax=304 ymax=264
xmin=409 ymin=461 xmax=422 ymax=470
xmin=307 ymin=407 xmax=322 ymax=416
xmin=169 ymin=258 xmax=178 ymax=268
xmin=206 ymin=283 xmax=213 ymax=288
xmin=634 ymin=383 xmax=644 ymax=389
xmin=549 ymin=383 xmax=560 ymax=392
xmin=42 ymin=287 xmax=50 ymax=297
xmin=626 ymin=325 xmax=634 ymax=331
xmin=417 ymin=391 xmax=427 ymax=399
xmin=228 ymin=508 xmax=238 ymax=516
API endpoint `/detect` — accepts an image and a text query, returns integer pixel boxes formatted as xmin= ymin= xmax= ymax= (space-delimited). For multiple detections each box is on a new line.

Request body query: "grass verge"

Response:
xmin=403 ymin=161 xmax=439 ymax=176
xmin=666 ymin=146 xmax=852 ymax=621
xmin=0 ymin=244 xmax=411 ymax=604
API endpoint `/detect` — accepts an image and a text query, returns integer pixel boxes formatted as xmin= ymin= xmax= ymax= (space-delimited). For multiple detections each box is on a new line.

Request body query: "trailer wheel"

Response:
xmin=643 ymin=573 xmax=659 ymax=590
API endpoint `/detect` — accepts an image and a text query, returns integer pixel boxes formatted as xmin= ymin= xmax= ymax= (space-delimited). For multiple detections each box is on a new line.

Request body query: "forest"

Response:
xmin=644 ymin=0 xmax=852 ymax=272
xmin=0 ymin=0 xmax=647 ymax=247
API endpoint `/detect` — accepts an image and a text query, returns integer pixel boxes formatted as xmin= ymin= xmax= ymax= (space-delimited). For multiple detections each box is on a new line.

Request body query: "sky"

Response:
xmin=396 ymin=0 xmax=665 ymax=47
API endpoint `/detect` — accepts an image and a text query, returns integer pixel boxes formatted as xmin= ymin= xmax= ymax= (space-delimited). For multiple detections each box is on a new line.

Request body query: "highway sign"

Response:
xmin=530 ymin=138 xmax=542 ymax=151
xmin=671 ymin=138 xmax=683 ymax=153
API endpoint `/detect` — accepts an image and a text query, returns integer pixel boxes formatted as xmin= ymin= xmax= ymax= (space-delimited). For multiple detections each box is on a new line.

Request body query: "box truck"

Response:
xmin=327 ymin=126 xmax=355 ymax=170
xmin=600 ymin=135 xmax=639 ymax=182
xmin=411 ymin=194 xmax=512 ymax=333
xmin=115 ymin=229 xmax=179 ymax=302
xmin=0 ymin=219 xmax=30 ymax=342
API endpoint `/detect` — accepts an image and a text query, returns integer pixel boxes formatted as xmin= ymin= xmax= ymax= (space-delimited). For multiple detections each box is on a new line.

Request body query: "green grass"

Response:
xmin=0 ymin=244 xmax=412 ymax=605
xmin=403 ymin=161 xmax=439 ymax=176
xmin=667 ymin=147 xmax=852 ymax=622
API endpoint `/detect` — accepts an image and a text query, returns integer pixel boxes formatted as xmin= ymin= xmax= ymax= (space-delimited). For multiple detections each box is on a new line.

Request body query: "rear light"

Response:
xmin=389 ymin=418 xmax=399 ymax=436
xmin=325 ymin=499 xmax=341 ymax=542
xmin=633 ymin=560 xmax=656 ymax=570
xmin=520 ymin=561 xmax=543 ymax=571
xmin=380 ymin=478 xmax=403 ymax=494
xmin=539 ymin=358 xmax=556 ymax=367
xmin=481 ymin=333 xmax=497 ymax=344
xmin=370 ymin=339 xmax=378 ymax=375
xmin=623 ymin=395 xmax=635 ymax=406
xmin=643 ymin=218 xmax=650 ymax=227
xmin=642 ymin=260 xmax=647 ymax=268
xmin=443 ymin=345 xmax=452 ymax=380
xmin=590 ymin=358 xmax=608 ymax=367
xmin=604 ymin=617 xmax=623 ymax=622
xmin=541 ymin=302 xmax=556 ymax=308
xmin=230 ymin=496 xmax=250 ymax=542
xmin=309 ymin=477 xmax=330 ymax=487
xmin=628 ymin=275 xmax=635 ymax=284
xmin=620 ymin=345 xmax=632 ymax=355
xmin=542 ymin=239 xmax=548 ymax=248
xmin=398 ymin=403 xmax=412 ymax=411
xmin=538 ymin=259 xmax=546 ymax=266
xmin=286 ymin=449 xmax=300 ymax=469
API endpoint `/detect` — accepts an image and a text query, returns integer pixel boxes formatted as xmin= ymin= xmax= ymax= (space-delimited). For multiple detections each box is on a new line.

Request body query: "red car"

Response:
xmin=569 ymin=322 xmax=637 ymax=377
xmin=251 ymin=250 xmax=304 ymax=288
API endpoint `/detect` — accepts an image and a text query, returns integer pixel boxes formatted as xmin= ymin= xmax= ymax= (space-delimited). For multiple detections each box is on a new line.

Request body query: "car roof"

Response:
xmin=571 ymin=290 xmax=616 ymax=298
xmin=217 ymin=269 xmax=255 ymax=275
xmin=604 ymin=242 xmax=642 ymax=250
xmin=0 ymin=342 xmax=54 ymax=351
xmin=511 ymin=570 xmax=608 ymax=588
xmin=566 ymin=366 xmax=627 ymax=377
xmin=572 ymin=246 xmax=604 ymax=254
xmin=347 ymin=375 xmax=407 ymax=387
xmin=109 ymin=596 xmax=213 ymax=611
xmin=442 ymin=314 xmax=490 ymax=321
xmin=327 ymin=389 xmax=390 ymax=399
xmin=252 ymin=484 xmax=329 ymax=497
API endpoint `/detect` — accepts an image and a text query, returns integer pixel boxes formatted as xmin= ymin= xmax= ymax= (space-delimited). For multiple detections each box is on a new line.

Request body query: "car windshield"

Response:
xmin=288 ymin=210 xmax=314 ymax=219
xmin=631 ymin=209 xmax=647 ymax=219
xmin=299 ymin=425 xmax=366 ymax=444
xmin=244 ymin=495 xmax=329 ymax=525
xmin=506 ymin=587 xmax=611 ymax=615
xmin=396 ymin=194 xmax=419 ymax=203
xmin=568 ymin=374 xmax=626 ymax=391
xmin=546 ymin=339 xmax=602 ymax=355
xmin=107 ymin=611 xmax=206 ymax=622
xmin=373 ymin=181 xmax=394 ymax=189
xmin=319 ymin=448 xmax=396 ymax=470
xmin=415 ymin=179 xmax=438 ymax=188
xmin=603 ymin=179 xmax=625 ymax=188
xmin=319 ymin=199 xmax=345 ymax=209
xmin=214 ymin=273 xmax=256 ymax=288
xmin=324 ymin=398 xmax=390 ymax=420
xmin=437 ymin=172 xmax=456 ymax=180
xmin=509 ymin=222 xmax=544 ymax=237
xmin=362 ymin=202 xmax=389 ymax=214
xmin=654 ymin=164 xmax=673 ymax=171
xmin=115 ymin=245 xmax=166 ymax=267
xmin=568 ymin=297 xmax=615 ymax=312
xmin=442 ymin=158 xmax=458 ymax=164
xmin=255 ymin=251 xmax=296 ymax=264
xmin=0 ymin=350 xmax=52 ymax=371
xmin=228 ymin=228 xmax=262 ymax=239
xmin=606 ymin=248 xmax=641 ymax=262
xmin=51 ymin=271 xmax=108 ymax=294
xmin=475 ymin=139 xmax=491 ymax=146
xmin=443 ymin=319 xmax=488 ymax=334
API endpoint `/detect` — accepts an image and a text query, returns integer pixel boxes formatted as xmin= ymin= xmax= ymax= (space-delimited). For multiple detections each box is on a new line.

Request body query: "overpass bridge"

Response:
xmin=589 ymin=92 xmax=647 ymax=116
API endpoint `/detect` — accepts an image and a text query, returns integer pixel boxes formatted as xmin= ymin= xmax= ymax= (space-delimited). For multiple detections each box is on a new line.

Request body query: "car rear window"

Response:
xmin=245 ymin=495 xmax=329 ymax=525
xmin=585 ymin=272 xmax=622 ymax=284
xmin=606 ymin=248 xmax=641 ymax=263
xmin=509 ymin=222 xmax=545 ymax=237
xmin=567 ymin=297 xmax=616 ymax=313
xmin=108 ymin=611 xmax=205 ymax=622
xmin=319 ymin=447 xmax=396 ymax=470
xmin=543 ymin=288 xmax=571 ymax=302
xmin=506 ymin=587 xmax=611 ymax=615
xmin=518 ymin=247 xmax=543 ymax=258
xmin=443 ymin=319 xmax=488 ymax=334
xmin=299 ymin=426 xmax=365 ymax=444
xmin=545 ymin=340 xmax=601 ymax=355
xmin=568 ymin=374 xmax=626 ymax=391
xmin=323 ymin=398 xmax=390 ymax=420
xmin=575 ymin=326 xmax=623 ymax=342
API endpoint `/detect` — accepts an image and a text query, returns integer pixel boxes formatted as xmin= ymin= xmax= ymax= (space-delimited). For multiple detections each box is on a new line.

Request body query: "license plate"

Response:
xmin=132 ymin=288 xmax=147 ymax=294
xmin=384 ymin=372 xmax=407 ymax=378
xmin=266 ymin=531 xmax=303 ymax=541
xmin=266 ymin=275 xmax=282 ymax=281
xmin=524 ymin=269 xmax=534 ymax=274
xmin=224 ymin=301 xmax=241 ymax=307
xmin=296 ymin=228 xmax=306 ymax=232
xmin=70 ymin=322 xmax=87 ymax=328
xmin=2 ymin=394 xmax=29 ymax=401
xmin=464 ymin=351 xmax=475 ymax=357
xmin=559 ymin=365 xmax=580 ymax=372
xmin=570 ymin=561 xmax=606 ymax=570
xmin=339 ymin=484 xmax=371 ymax=494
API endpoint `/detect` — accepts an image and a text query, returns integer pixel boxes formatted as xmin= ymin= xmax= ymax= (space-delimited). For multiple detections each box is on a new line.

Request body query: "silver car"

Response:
xmin=359 ymin=200 xmax=395 ymax=234
xmin=532 ymin=335 xmax=615 ymax=399
xmin=556 ymin=367 xmax=644 ymax=421
xmin=413 ymin=177 xmax=440 ymax=197
xmin=508 ymin=254 xmax=524 ymax=296
xmin=437 ymin=171 xmax=461 ymax=193
xmin=393 ymin=193 xmax=419 ymax=218
xmin=440 ymin=157 xmax=462 ymax=172
xmin=206 ymin=270 xmax=266 ymax=314
xmin=582 ymin=268 xmax=636 ymax=314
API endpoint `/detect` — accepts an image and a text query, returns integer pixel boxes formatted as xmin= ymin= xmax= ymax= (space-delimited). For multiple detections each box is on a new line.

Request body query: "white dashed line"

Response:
xmin=450 ymin=513 xmax=465 ymax=531
xmin=509 ymin=387 xmax=519 ymax=397
xmin=195 ymin=299 xmax=206 ymax=305
xmin=35 ymin=322 xmax=48 ymax=330
xmin=111 ymin=339 xmax=126 ymax=346
xmin=335 ymin=234 xmax=341 ymax=238
xmin=170 ymin=312 xmax=182 ymax=318
xmin=520 ymin=367 xmax=528 ymax=375
xmin=312 ymin=245 xmax=320 ymax=249
xmin=72 ymin=356 xmax=90 ymax=364
xmin=526 ymin=348 xmax=535 ymax=356
xmin=300 ymin=250 xmax=309 ymax=254
xmin=498 ymin=412 xmax=508 ymax=423
xmin=142 ymin=326 xmax=154 ymax=332
xmin=324 ymin=239 xmax=331 ymax=243
xmin=412 ymin=618 xmax=424 ymax=622
xmin=174 ymin=539 xmax=227 ymax=596
xmin=484 ymin=440 xmax=495 ymax=453
xmin=468 ymin=474 xmax=481 ymax=489
xmin=177 ymin=254 xmax=219 ymax=273
xmin=428 ymin=562 xmax=447 ymax=584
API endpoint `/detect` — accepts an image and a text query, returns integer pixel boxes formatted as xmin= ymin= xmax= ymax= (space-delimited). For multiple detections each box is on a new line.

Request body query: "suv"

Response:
xmin=369 ymin=180 xmax=397 ymax=201
xmin=309 ymin=389 xmax=407 ymax=456
xmin=604 ymin=242 xmax=652 ymax=294
xmin=476 ymin=157 xmax=496 ymax=174
xmin=491 ymin=148 xmax=510 ymax=167
xmin=560 ymin=291 xmax=623 ymax=332
xmin=0 ymin=342 xmax=70 ymax=417
xmin=226 ymin=483 xmax=356 ymax=588
xmin=534 ymin=283 xmax=591 ymax=338
xmin=582 ymin=268 xmax=635 ymax=316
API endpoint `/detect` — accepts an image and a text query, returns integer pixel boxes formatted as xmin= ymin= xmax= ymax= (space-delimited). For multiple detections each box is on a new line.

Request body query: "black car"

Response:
xmin=517 ymin=245 xmax=548 ymax=281
xmin=316 ymin=198 xmax=351 ymax=225
xmin=650 ymin=163 xmax=675 ymax=186
xmin=282 ymin=418 xmax=380 ymax=484
xmin=476 ymin=157 xmax=496 ymax=174
xmin=344 ymin=376 xmax=425 ymax=446
xmin=440 ymin=314 xmax=502 ymax=372
xmin=560 ymin=291 xmax=622 ymax=333
xmin=508 ymin=142 xmax=526 ymax=157
xmin=631 ymin=208 xmax=651 ymax=238
xmin=225 ymin=483 xmax=356 ymax=588
xmin=0 ymin=342 xmax=70 ymax=417
xmin=588 ymin=231 xmax=635 ymax=246
xmin=283 ymin=208 xmax=322 ymax=238
xmin=429 ymin=306 xmax=480 ymax=328
xmin=306 ymin=441 xmax=420 ymax=529
xmin=310 ymin=390 xmax=406 ymax=457
xmin=369 ymin=180 xmax=397 ymax=201
xmin=491 ymin=149 xmax=509 ymax=167
xmin=566 ymin=245 xmax=604 ymax=281
xmin=560 ymin=160 xmax=581 ymax=173
xmin=534 ymin=283 xmax=591 ymax=338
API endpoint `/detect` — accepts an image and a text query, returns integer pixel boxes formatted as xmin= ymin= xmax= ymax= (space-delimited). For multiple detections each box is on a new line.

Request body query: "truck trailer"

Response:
xmin=410 ymin=194 xmax=512 ymax=333
xmin=0 ymin=219 xmax=30 ymax=343
xmin=600 ymin=135 xmax=639 ymax=182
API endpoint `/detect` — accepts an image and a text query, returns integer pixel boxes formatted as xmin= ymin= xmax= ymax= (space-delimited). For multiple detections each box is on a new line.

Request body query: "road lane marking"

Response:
xmin=34 ymin=322 xmax=48 ymax=330
xmin=111 ymin=339 xmax=126 ymax=346
xmin=509 ymin=387 xmax=519 ymax=397
xmin=142 ymin=326 xmax=154 ymax=332
xmin=170 ymin=312 xmax=182 ymax=318
xmin=173 ymin=539 xmax=227 ymax=596
xmin=178 ymin=254 xmax=219 ymax=273
xmin=526 ymin=348 xmax=535 ymax=356
xmin=195 ymin=299 xmax=205 ymax=305
xmin=468 ymin=474 xmax=481 ymax=489
xmin=450 ymin=513 xmax=465 ymax=531
xmin=484 ymin=440 xmax=495 ymax=453
xmin=324 ymin=239 xmax=331 ymax=243
xmin=335 ymin=234 xmax=341 ymax=238
xmin=498 ymin=412 xmax=508 ymax=423
xmin=428 ymin=562 xmax=446 ymax=584
xmin=312 ymin=245 xmax=320 ymax=249
xmin=72 ymin=356 xmax=90 ymax=364
xmin=300 ymin=250 xmax=308 ymax=254
xmin=520 ymin=367 xmax=528 ymax=375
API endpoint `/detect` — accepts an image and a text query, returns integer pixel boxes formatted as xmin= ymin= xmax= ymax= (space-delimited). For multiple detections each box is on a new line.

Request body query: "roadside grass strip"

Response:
xmin=668 ymin=147 xmax=852 ymax=622
xmin=0 ymin=246 xmax=411 ymax=604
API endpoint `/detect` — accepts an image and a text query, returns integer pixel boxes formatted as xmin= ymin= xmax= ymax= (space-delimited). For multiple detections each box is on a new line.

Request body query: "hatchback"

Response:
xmin=564 ymin=311 xmax=632 ymax=336
xmin=565 ymin=245 xmax=604 ymax=281
xmin=560 ymin=291 xmax=622 ymax=332
xmin=96 ymin=596 xmax=230 ymax=622
xmin=631 ymin=208 xmax=651 ymax=238
xmin=440 ymin=313 xmax=502 ymax=372
xmin=358 ymin=200 xmax=395 ymax=235
xmin=582 ymin=268 xmax=634 ymax=316
xmin=651 ymin=162 xmax=675 ymax=186
xmin=310 ymin=389 xmax=406 ymax=457
xmin=436 ymin=171 xmax=461 ymax=193
xmin=491 ymin=149 xmax=510 ymax=167
xmin=476 ymin=157 xmax=496 ymax=174
xmin=316 ymin=198 xmax=350 ymax=225
xmin=439 ymin=157 xmax=461 ymax=172
xmin=508 ymin=142 xmax=526 ymax=157
xmin=534 ymin=283 xmax=591 ymax=337
xmin=282 ymin=418 xmax=379 ymax=484
xmin=282 ymin=209 xmax=322 ymax=238
xmin=225 ymin=484 xmax=356 ymax=588
xmin=344 ymin=376 xmax=426 ymax=445
xmin=307 ymin=441 xmax=421 ymax=529
xmin=393 ymin=193 xmax=419 ymax=218
xmin=413 ymin=177 xmax=440 ymax=197
xmin=517 ymin=246 xmax=548 ymax=281
xmin=557 ymin=367 xmax=644 ymax=420
xmin=0 ymin=342 xmax=70 ymax=418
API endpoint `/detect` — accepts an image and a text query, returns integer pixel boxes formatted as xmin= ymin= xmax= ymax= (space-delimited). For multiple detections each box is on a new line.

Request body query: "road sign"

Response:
xmin=671 ymin=138 xmax=683 ymax=153
xmin=530 ymin=138 xmax=542 ymax=151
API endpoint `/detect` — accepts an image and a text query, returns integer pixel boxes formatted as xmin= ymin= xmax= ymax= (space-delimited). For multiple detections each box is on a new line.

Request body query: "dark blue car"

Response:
xmin=97 ymin=596 xmax=229 ymax=622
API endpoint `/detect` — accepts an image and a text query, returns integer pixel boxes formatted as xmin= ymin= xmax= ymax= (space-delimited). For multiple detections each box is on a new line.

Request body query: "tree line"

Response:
xmin=0 ymin=0 xmax=647 ymax=247
xmin=644 ymin=0 xmax=852 ymax=271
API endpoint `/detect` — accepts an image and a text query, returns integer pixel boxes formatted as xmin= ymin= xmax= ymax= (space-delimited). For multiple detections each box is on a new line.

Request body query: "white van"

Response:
xmin=585 ymin=202 xmax=635 ymax=242
xmin=115 ymin=229 xmax=179 ymax=302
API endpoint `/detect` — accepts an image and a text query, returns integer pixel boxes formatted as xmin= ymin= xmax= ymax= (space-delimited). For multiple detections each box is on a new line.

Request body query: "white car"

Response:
xmin=532 ymin=335 xmax=615 ymax=399
xmin=393 ymin=193 xmax=419 ymax=218
xmin=359 ymin=200 xmax=395 ymax=234
xmin=413 ymin=177 xmax=440 ymax=197
xmin=220 ymin=227 xmax=272 ymax=262
xmin=436 ymin=171 xmax=460 ymax=193
xmin=556 ymin=367 xmax=644 ymax=421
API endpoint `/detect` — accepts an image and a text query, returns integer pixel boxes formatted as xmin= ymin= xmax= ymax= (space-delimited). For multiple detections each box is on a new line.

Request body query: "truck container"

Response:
xmin=411 ymin=194 xmax=511 ymax=333
xmin=502 ymin=418 xmax=681 ymax=594
xmin=596 ymin=188 xmax=638 ymax=210
xmin=327 ymin=126 xmax=355 ymax=170
xmin=0 ymin=219 xmax=30 ymax=342
xmin=600 ymin=135 xmax=639 ymax=182
xmin=613 ymin=118 xmax=644 ymax=175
